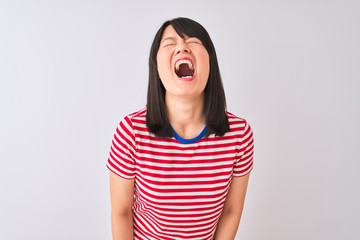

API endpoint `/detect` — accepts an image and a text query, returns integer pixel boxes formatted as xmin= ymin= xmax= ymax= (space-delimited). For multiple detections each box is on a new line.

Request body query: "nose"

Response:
xmin=176 ymin=41 xmax=191 ymax=54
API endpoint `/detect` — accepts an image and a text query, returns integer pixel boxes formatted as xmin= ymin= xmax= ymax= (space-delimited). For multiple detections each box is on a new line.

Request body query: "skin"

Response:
xmin=157 ymin=25 xmax=210 ymax=100
xmin=156 ymin=25 xmax=210 ymax=138
xmin=109 ymin=25 xmax=250 ymax=240
xmin=213 ymin=173 xmax=250 ymax=239
xmin=109 ymin=171 xmax=134 ymax=240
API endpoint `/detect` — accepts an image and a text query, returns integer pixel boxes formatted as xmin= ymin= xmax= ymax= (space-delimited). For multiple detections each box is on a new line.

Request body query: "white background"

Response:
xmin=1 ymin=0 xmax=359 ymax=239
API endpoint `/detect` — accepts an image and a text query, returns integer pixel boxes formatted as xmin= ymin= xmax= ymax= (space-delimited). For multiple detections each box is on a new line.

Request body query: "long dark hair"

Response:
xmin=146 ymin=17 xmax=229 ymax=138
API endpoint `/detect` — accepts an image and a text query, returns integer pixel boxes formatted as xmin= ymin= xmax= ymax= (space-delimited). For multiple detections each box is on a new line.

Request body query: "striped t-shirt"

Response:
xmin=107 ymin=109 xmax=254 ymax=240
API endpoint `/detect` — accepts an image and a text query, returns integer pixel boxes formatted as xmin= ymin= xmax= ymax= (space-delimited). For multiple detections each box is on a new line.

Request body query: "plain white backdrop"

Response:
xmin=1 ymin=0 xmax=359 ymax=239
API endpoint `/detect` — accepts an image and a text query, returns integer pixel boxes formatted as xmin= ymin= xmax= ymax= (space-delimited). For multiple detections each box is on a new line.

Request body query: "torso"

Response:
xmin=107 ymin=109 xmax=253 ymax=240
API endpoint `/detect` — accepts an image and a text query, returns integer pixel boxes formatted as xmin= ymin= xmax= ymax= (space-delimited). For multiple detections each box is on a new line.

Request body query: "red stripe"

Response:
xmin=135 ymin=167 xmax=233 ymax=179
xmin=137 ymin=148 xmax=236 ymax=157
xmin=137 ymin=140 xmax=237 ymax=151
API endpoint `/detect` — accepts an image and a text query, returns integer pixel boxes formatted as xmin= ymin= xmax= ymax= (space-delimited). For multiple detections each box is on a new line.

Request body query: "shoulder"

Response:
xmin=121 ymin=108 xmax=147 ymax=126
xmin=118 ymin=109 xmax=148 ymax=140
xmin=114 ymin=108 xmax=147 ymax=135
xmin=227 ymin=112 xmax=250 ymax=128
xmin=126 ymin=108 xmax=147 ymax=121
xmin=226 ymin=112 xmax=253 ymax=138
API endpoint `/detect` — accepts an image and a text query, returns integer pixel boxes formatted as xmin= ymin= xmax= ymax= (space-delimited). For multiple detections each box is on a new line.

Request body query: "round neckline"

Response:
xmin=171 ymin=125 xmax=208 ymax=144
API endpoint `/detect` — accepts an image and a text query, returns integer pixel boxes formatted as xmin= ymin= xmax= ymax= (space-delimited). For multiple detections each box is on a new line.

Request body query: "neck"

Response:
xmin=165 ymin=92 xmax=206 ymax=139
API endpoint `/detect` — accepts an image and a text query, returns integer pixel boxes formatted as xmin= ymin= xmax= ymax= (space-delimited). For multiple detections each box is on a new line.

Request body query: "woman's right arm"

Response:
xmin=109 ymin=170 xmax=135 ymax=240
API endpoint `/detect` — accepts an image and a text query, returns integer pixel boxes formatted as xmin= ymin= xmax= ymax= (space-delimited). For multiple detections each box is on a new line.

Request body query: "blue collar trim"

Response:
xmin=171 ymin=125 xmax=208 ymax=144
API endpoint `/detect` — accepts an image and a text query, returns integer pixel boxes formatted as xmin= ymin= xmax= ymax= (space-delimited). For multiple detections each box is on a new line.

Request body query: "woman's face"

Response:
xmin=156 ymin=25 xmax=210 ymax=99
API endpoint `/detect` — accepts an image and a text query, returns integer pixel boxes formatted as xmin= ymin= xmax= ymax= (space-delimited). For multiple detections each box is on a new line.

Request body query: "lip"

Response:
xmin=174 ymin=57 xmax=195 ymax=81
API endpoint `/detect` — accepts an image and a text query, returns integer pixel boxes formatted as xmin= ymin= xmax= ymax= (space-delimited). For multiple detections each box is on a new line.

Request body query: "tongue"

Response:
xmin=176 ymin=63 xmax=193 ymax=78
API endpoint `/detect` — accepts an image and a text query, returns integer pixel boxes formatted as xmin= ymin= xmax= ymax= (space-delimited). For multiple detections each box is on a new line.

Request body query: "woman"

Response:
xmin=107 ymin=17 xmax=254 ymax=240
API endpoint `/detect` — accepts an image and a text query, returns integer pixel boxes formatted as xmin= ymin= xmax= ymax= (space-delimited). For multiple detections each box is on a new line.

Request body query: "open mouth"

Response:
xmin=174 ymin=59 xmax=195 ymax=80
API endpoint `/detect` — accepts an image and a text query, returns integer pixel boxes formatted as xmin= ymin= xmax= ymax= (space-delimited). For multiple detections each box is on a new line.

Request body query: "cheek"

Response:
xmin=199 ymin=52 xmax=210 ymax=76
xmin=157 ymin=52 xmax=172 ymax=75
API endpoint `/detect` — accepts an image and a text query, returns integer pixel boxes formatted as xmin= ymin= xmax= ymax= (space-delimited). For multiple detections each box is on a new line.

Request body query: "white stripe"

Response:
xmin=135 ymin=165 xmax=233 ymax=175
xmin=134 ymin=200 xmax=225 ymax=218
xmin=138 ymin=145 xmax=237 ymax=154
xmin=136 ymin=159 xmax=233 ymax=168
xmin=136 ymin=182 xmax=229 ymax=190
xmin=136 ymin=152 xmax=236 ymax=161
xmin=136 ymin=180 xmax=229 ymax=198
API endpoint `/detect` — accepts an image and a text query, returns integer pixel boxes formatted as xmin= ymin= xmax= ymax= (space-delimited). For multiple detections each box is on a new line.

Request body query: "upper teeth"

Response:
xmin=175 ymin=59 xmax=193 ymax=71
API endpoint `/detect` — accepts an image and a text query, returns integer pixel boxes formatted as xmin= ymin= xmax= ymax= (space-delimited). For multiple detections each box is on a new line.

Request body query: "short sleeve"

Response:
xmin=106 ymin=116 xmax=136 ymax=179
xmin=233 ymin=120 xmax=254 ymax=177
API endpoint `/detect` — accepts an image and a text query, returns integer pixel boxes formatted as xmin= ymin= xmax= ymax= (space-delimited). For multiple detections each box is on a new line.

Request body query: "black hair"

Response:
xmin=146 ymin=17 xmax=229 ymax=138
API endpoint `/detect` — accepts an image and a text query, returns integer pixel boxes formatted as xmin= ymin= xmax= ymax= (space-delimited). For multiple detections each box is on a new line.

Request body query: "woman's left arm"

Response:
xmin=213 ymin=173 xmax=251 ymax=240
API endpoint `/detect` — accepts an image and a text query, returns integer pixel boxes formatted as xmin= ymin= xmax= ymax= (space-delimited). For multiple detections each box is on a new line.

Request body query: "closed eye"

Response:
xmin=163 ymin=43 xmax=175 ymax=47
xmin=186 ymin=38 xmax=202 ymax=45
xmin=162 ymin=37 xmax=177 ymax=47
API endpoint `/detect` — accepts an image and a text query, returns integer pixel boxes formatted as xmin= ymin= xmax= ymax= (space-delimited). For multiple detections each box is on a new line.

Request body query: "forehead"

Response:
xmin=161 ymin=25 xmax=187 ymax=41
